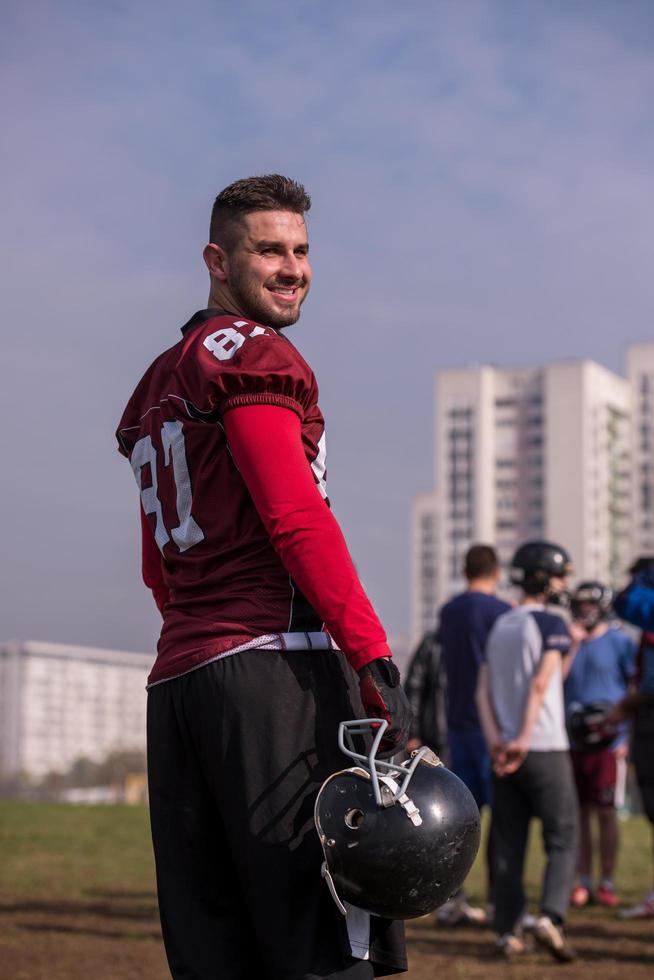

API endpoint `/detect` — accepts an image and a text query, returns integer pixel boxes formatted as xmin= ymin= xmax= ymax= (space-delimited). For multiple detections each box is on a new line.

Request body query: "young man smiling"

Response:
xmin=116 ymin=175 xmax=410 ymax=979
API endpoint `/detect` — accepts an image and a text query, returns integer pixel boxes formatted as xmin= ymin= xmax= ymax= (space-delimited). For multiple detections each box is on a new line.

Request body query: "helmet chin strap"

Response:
xmin=377 ymin=773 xmax=423 ymax=826
xmin=546 ymin=585 xmax=571 ymax=608
xmin=320 ymin=861 xmax=348 ymax=916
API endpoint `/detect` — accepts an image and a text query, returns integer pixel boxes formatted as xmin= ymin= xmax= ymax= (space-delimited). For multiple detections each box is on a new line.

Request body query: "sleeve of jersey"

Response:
xmin=223 ymin=404 xmax=391 ymax=672
xmin=194 ymin=324 xmax=314 ymax=420
xmin=536 ymin=612 xmax=571 ymax=655
xmin=140 ymin=507 xmax=170 ymax=615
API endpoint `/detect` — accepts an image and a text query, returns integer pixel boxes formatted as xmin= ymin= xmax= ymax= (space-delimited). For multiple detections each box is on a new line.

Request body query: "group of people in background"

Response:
xmin=404 ymin=542 xmax=654 ymax=961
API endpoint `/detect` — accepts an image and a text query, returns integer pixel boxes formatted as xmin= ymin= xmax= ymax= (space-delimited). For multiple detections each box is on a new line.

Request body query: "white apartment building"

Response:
xmin=627 ymin=344 xmax=654 ymax=557
xmin=410 ymin=492 xmax=438 ymax=647
xmin=544 ymin=361 xmax=631 ymax=588
xmin=0 ymin=641 xmax=151 ymax=781
xmin=411 ymin=353 xmax=638 ymax=638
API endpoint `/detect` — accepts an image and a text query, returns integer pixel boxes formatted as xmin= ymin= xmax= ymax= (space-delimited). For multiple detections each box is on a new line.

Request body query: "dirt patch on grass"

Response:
xmin=1 ymin=804 xmax=652 ymax=978
xmin=1 ymin=891 xmax=653 ymax=979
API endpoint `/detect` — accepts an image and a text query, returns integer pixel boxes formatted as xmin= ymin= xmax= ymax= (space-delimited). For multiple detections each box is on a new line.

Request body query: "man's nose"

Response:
xmin=278 ymin=252 xmax=303 ymax=280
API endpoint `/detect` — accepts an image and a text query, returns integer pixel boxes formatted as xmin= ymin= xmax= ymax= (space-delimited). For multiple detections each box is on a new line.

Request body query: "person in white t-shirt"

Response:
xmin=476 ymin=541 xmax=579 ymax=963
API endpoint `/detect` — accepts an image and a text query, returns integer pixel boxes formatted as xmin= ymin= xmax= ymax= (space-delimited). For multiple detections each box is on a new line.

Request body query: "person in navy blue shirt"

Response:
xmin=435 ymin=544 xmax=510 ymax=926
xmin=563 ymin=581 xmax=636 ymax=910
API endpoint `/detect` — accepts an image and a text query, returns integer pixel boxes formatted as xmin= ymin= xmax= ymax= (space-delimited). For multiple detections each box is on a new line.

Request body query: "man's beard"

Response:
xmin=229 ymin=270 xmax=307 ymax=330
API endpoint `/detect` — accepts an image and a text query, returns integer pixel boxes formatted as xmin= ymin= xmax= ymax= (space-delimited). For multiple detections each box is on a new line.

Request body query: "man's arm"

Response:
xmin=475 ymin=663 xmax=503 ymax=767
xmin=501 ymin=649 xmax=560 ymax=773
xmin=561 ymin=622 xmax=585 ymax=680
xmin=223 ymin=403 xmax=411 ymax=751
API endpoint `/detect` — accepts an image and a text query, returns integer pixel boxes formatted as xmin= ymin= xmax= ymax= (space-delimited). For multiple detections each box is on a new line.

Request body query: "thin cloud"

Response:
xmin=1 ymin=0 xmax=653 ymax=648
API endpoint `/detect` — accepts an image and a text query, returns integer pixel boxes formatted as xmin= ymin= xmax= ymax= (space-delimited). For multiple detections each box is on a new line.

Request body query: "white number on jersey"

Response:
xmin=311 ymin=432 xmax=328 ymax=499
xmin=203 ymin=321 xmax=269 ymax=361
xmin=131 ymin=422 xmax=205 ymax=553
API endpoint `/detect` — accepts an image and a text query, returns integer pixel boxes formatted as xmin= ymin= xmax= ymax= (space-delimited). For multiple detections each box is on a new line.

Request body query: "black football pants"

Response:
xmin=146 ymin=648 xmax=406 ymax=979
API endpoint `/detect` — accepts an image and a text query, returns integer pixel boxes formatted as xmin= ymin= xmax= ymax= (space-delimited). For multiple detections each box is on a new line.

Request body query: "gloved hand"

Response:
xmin=358 ymin=657 xmax=413 ymax=756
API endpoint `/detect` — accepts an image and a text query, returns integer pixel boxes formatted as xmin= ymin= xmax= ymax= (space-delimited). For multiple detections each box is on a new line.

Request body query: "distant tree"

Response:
xmin=96 ymin=749 xmax=147 ymax=786
xmin=66 ymin=756 xmax=102 ymax=788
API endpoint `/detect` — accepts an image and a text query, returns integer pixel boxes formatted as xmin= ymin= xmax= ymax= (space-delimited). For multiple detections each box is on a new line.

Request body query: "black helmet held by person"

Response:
xmin=567 ymin=701 xmax=619 ymax=752
xmin=314 ymin=719 xmax=481 ymax=920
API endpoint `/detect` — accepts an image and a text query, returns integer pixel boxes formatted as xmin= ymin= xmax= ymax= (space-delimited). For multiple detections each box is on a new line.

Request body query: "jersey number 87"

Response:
xmin=131 ymin=420 xmax=205 ymax=554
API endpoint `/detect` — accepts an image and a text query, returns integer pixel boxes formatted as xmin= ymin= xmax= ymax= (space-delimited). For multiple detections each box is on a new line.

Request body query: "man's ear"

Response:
xmin=203 ymin=242 xmax=228 ymax=281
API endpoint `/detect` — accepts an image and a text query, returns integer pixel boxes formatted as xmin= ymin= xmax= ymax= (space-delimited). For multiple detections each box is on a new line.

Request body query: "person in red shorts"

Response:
xmin=563 ymin=582 xmax=636 ymax=909
xmin=116 ymin=175 xmax=411 ymax=979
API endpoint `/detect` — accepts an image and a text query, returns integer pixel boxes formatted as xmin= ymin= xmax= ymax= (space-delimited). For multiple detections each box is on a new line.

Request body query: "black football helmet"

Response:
xmin=571 ymin=580 xmax=613 ymax=630
xmin=510 ymin=540 xmax=573 ymax=599
xmin=314 ymin=720 xmax=481 ymax=920
xmin=567 ymin=701 xmax=619 ymax=752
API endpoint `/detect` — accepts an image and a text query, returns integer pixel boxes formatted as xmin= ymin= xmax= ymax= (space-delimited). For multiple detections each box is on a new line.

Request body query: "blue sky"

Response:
xmin=2 ymin=0 xmax=653 ymax=653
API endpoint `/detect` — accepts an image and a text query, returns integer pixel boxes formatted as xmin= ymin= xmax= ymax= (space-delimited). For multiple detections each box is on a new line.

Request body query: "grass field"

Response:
xmin=0 ymin=801 xmax=652 ymax=979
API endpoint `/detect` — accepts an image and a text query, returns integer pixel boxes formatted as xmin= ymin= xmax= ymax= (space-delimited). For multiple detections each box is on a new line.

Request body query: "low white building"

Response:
xmin=0 ymin=641 xmax=151 ymax=782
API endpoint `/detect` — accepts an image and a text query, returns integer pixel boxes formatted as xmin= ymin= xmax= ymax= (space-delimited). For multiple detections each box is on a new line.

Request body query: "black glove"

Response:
xmin=358 ymin=658 xmax=413 ymax=756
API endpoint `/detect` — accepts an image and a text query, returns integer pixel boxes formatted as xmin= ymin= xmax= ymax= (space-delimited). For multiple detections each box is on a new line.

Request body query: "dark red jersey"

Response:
xmin=117 ymin=309 xmax=390 ymax=685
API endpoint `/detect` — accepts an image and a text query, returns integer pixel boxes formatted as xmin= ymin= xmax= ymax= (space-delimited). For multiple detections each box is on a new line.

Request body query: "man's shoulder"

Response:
xmin=530 ymin=606 xmax=566 ymax=625
xmin=440 ymin=592 xmax=467 ymax=616
xmin=490 ymin=604 xmax=560 ymax=636
xmin=444 ymin=591 xmax=510 ymax=616
xmin=600 ymin=626 xmax=637 ymax=654
xmin=489 ymin=604 xmax=526 ymax=631
xmin=530 ymin=608 xmax=571 ymax=652
xmin=176 ymin=309 xmax=318 ymax=413
xmin=485 ymin=607 xmax=529 ymax=660
xmin=116 ymin=309 xmax=318 ymax=454
xmin=182 ymin=309 xmax=310 ymax=367
xmin=482 ymin=593 xmax=512 ymax=616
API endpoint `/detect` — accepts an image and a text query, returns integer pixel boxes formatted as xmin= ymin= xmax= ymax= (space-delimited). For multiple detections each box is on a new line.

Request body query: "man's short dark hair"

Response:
xmin=464 ymin=544 xmax=500 ymax=581
xmin=210 ymin=174 xmax=311 ymax=245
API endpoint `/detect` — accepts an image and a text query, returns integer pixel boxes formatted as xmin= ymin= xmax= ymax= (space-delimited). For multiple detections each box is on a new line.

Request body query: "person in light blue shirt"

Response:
xmin=563 ymin=582 xmax=636 ymax=910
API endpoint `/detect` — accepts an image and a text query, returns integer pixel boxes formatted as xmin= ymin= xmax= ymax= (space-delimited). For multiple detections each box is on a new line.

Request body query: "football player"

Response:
xmin=116 ymin=175 xmax=411 ymax=979
xmin=564 ymin=582 xmax=636 ymax=909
